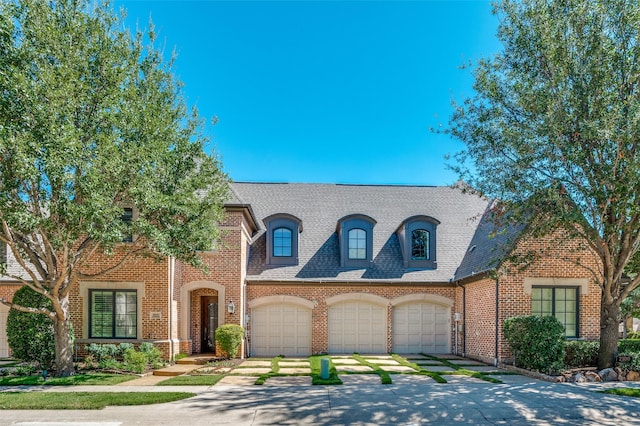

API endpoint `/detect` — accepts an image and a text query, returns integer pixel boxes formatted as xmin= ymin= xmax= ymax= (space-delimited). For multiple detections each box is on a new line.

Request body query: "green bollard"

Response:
xmin=320 ymin=358 xmax=330 ymax=379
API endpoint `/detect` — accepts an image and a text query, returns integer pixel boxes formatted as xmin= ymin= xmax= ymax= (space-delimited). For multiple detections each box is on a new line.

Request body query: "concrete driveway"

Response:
xmin=3 ymin=375 xmax=640 ymax=425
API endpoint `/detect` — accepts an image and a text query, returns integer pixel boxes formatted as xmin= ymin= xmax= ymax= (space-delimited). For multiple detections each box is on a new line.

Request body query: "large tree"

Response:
xmin=448 ymin=0 xmax=640 ymax=369
xmin=0 ymin=0 xmax=228 ymax=376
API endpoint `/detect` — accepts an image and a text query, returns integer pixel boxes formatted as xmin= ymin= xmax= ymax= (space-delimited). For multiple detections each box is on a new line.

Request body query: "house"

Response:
xmin=0 ymin=182 xmax=601 ymax=365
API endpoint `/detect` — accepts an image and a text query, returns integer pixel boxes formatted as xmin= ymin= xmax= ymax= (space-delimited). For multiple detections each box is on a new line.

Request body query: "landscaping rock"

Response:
xmin=573 ymin=373 xmax=586 ymax=383
xmin=615 ymin=367 xmax=625 ymax=381
xmin=584 ymin=371 xmax=601 ymax=382
xmin=598 ymin=368 xmax=618 ymax=382
xmin=627 ymin=370 xmax=640 ymax=381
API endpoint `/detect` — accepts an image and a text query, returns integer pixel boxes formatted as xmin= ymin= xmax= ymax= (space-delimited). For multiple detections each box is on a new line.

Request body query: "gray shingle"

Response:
xmin=230 ymin=182 xmax=495 ymax=283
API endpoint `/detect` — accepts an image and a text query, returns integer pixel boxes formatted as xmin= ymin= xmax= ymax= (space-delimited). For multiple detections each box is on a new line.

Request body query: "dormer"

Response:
xmin=337 ymin=214 xmax=376 ymax=268
xmin=397 ymin=215 xmax=439 ymax=269
xmin=264 ymin=213 xmax=302 ymax=266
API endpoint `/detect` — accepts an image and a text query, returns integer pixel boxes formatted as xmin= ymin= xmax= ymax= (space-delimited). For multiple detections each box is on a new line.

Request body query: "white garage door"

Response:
xmin=251 ymin=303 xmax=311 ymax=357
xmin=392 ymin=302 xmax=450 ymax=354
xmin=328 ymin=301 xmax=386 ymax=354
xmin=0 ymin=304 xmax=8 ymax=358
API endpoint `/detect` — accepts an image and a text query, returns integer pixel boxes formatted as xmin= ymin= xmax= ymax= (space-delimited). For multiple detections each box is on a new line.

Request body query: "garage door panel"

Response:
xmin=328 ymin=301 xmax=386 ymax=354
xmin=0 ymin=304 xmax=8 ymax=358
xmin=251 ymin=303 xmax=311 ymax=357
xmin=393 ymin=302 xmax=450 ymax=354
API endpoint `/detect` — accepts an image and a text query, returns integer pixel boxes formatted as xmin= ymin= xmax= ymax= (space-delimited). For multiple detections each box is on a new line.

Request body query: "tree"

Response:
xmin=0 ymin=0 xmax=228 ymax=376
xmin=448 ymin=0 xmax=640 ymax=369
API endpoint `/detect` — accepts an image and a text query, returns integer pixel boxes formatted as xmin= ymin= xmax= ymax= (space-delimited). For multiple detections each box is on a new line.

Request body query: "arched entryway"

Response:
xmin=180 ymin=281 xmax=226 ymax=354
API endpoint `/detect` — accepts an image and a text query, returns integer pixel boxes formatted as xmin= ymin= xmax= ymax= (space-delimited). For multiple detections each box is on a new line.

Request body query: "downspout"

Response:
xmin=168 ymin=257 xmax=175 ymax=360
xmin=494 ymin=277 xmax=499 ymax=367
xmin=462 ymin=285 xmax=466 ymax=357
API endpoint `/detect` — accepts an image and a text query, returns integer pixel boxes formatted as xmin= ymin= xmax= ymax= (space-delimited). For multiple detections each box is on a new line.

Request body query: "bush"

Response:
xmin=85 ymin=343 xmax=119 ymax=361
xmin=620 ymin=339 xmax=640 ymax=353
xmin=564 ymin=340 xmax=599 ymax=368
xmin=139 ymin=342 xmax=163 ymax=369
xmin=626 ymin=331 xmax=640 ymax=339
xmin=123 ymin=348 xmax=148 ymax=374
xmin=6 ymin=286 xmax=55 ymax=370
xmin=503 ymin=315 xmax=565 ymax=374
xmin=215 ymin=324 xmax=244 ymax=358
xmin=616 ymin=352 xmax=640 ymax=373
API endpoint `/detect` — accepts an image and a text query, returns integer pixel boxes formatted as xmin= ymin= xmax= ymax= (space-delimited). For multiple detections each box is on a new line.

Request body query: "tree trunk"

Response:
xmin=598 ymin=299 xmax=620 ymax=370
xmin=53 ymin=313 xmax=75 ymax=377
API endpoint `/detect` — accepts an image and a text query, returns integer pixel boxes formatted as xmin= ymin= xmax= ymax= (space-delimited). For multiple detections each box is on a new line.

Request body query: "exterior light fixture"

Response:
xmin=228 ymin=300 xmax=235 ymax=314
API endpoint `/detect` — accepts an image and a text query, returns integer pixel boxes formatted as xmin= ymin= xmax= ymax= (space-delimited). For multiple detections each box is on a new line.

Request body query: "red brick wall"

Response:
xmin=463 ymin=231 xmax=602 ymax=364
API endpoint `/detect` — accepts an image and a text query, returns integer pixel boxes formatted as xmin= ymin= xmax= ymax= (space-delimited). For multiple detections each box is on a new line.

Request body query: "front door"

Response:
xmin=201 ymin=296 xmax=218 ymax=353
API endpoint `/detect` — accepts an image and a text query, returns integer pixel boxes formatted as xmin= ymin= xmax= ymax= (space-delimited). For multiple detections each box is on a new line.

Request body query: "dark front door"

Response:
xmin=201 ymin=296 xmax=218 ymax=353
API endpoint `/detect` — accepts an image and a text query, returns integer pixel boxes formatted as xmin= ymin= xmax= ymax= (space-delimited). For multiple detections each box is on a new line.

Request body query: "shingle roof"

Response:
xmin=230 ymin=182 xmax=498 ymax=283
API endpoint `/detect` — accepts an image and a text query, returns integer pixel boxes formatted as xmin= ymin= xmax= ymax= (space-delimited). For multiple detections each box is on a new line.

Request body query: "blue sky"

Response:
xmin=114 ymin=1 xmax=501 ymax=186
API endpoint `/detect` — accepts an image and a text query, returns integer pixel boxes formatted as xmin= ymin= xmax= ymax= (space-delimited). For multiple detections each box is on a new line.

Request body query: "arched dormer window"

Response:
xmin=338 ymin=214 xmax=376 ymax=268
xmin=264 ymin=214 xmax=302 ymax=266
xmin=397 ymin=215 xmax=439 ymax=269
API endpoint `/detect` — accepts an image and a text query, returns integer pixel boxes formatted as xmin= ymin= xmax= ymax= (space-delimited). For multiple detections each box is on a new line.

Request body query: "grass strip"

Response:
xmin=157 ymin=375 xmax=225 ymax=386
xmin=390 ymin=354 xmax=447 ymax=383
xmin=309 ymin=355 xmax=342 ymax=385
xmin=352 ymin=355 xmax=392 ymax=384
xmin=420 ymin=354 xmax=503 ymax=384
xmin=0 ymin=373 xmax=137 ymax=386
xmin=0 ymin=392 xmax=195 ymax=410
xmin=601 ymin=388 xmax=640 ymax=398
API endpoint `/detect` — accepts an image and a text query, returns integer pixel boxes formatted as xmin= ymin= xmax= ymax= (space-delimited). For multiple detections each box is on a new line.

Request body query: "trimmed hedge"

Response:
xmin=6 ymin=286 xmax=55 ymax=369
xmin=564 ymin=340 xmax=599 ymax=368
xmin=215 ymin=324 xmax=244 ymax=358
xmin=503 ymin=315 xmax=565 ymax=373
xmin=619 ymin=339 xmax=640 ymax=353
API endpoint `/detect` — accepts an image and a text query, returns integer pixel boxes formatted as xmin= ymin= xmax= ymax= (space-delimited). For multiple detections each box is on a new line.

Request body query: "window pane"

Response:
xmin=348 ymin=229 xmax=367 ymax=259
xmin=91 ymin=290 xmax=137 ymax=339
xmin=411 ymin=229 xmax=429 ymax=260
xmin=121 ymin=208 xmax=133 ymax=243
xmin=91 ymin=291 xmax=113 ymax=338
xmin=273 ymin=228 xmax=292 ymax=257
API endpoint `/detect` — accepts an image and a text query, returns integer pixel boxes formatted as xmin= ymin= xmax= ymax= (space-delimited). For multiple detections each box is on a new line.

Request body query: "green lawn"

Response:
xmin=0 ymin=392 xmax=195 ymax=409
xmin=157 ymin=375 xmax=225 ymax=386
xmin=601 ymin=388 xmax=640 ymax=398
xmin=0 ymin=373 xmax=137 ymax=386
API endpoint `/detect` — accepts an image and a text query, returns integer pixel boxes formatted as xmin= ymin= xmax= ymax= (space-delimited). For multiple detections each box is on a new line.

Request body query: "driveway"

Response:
xmin=3 ymin=375 xmax=640 ymax=425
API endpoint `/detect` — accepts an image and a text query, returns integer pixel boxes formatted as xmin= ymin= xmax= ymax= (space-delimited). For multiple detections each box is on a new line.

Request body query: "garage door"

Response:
xmin=251 ymin=303 xmax=311 ymax=357
xmin=392 ymin=302 xmax=450 ymax=353
xmin=0 ymin=304 xmax=8 ymax=358
xmin=328 ymin=301 xmax=386 ymax=353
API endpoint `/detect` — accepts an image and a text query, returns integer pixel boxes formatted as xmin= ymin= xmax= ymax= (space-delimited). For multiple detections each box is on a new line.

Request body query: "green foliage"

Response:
xmin=6 ymin=287 xmax=55 ymax=370
xmin=619 ymin=339 xmax=640 ymax=353
xmin=615 ymin=352 xmax=640 ymax=373
xmin=564 ymin=341 xmax=599 ymax=368
xmin=626 ymin=332 xmax=640 ymax=339
xmin=123 ymin=349 xmax=148 ymax=374
xmin=215 ymin=325 xmax=245 ymax=359
xmin=0 ymin=0 xmax=228 ymax=376
xmin=447 ymin=0 xmax=640 ymax=369
xmin=503 ymin=316 xmax=566 ymax=373
xmin=139 ymin=342 xmax=163 ymax=369
xmin=85 ymin=344 xmax=120 ymax=362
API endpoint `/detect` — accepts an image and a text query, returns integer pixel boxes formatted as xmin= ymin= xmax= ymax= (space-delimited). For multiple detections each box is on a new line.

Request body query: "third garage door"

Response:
xmin=328 ymin=301 xmax=386 ymax=353
xmin=251 ymin=303 xmax=311 ymax=357
xmin=392 ymin=302 xmax=450 ymax=353
xmin=0 ymin=304 xmax=8 ymax=358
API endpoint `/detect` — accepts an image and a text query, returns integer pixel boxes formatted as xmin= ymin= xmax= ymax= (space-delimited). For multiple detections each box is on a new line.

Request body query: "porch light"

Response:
xmin=227 ymin=300 xmax=235 ymax=314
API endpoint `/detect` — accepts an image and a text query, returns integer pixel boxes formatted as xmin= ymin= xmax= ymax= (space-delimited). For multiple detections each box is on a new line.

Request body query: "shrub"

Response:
xmin=626 ymin=331 xmax=640 ymax=339
xmin=139 ymin=342 xmax=163 ymax=368
xmin=564 ymin=340 xmax=599 ymax=368
xmin=85 ymin=343 xmax=120 ymax=361
xmin=616 ymin=352 xmax=640 ymax=373
xmin=6 ymin=286 xmax=55 ymax=370
xmin=215 ymin=324 xmax=245 ymax=358
xmin=123 ymin=348 xmax=148 ymax=374
xmin=503 ymin=315 xmax=565 ymax=374
xmin=619 ymin=339 xmax=640 ymax=353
